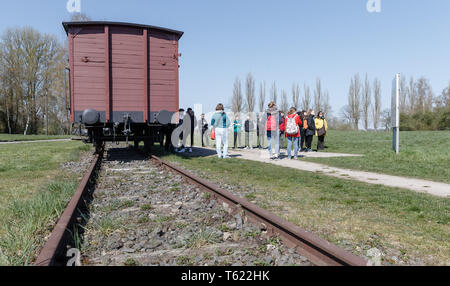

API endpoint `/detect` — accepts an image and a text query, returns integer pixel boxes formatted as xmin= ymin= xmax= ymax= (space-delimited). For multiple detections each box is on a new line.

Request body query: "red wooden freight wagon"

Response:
xmin=63 ymin=21 xmax=183 ymax=151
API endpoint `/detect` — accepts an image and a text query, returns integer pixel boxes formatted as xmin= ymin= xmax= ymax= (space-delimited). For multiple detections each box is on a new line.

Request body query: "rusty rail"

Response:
xmin=34 ymin=151 xmax=103 ymax=266
xmin=151 ymin=155 xmax=367 ymax=266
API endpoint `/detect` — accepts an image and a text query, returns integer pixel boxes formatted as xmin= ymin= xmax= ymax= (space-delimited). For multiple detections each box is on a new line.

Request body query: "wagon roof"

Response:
xmin=62 ymin=21 xmax=184 ymax=39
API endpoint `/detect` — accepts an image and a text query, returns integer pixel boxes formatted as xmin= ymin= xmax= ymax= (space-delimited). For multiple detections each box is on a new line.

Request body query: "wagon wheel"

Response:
xmin=144 ymin=140 xmax=152 ymax=153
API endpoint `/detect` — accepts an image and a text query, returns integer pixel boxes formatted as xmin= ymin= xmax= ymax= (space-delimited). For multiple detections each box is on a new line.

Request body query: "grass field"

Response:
xmin=0 ymin=134 xmax=72 ymax=142
xmin=155 ymin=148 xmax=450 ymax=265
xmin=0 ymin=141 xmax=90 ymax=265
xmin=302 ymin=131 xmax=450 ymax=184
xmin=192 ymin=130 xmax=450 ymax=183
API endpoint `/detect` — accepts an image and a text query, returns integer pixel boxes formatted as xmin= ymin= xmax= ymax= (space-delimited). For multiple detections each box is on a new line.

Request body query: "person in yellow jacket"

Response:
xmin=315 ymin=111 xmax=328 ymax=151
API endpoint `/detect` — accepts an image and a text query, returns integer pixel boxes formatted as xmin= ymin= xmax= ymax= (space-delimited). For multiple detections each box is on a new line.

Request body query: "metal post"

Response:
xmin=392 ymin=73 xmax=400 ymax=154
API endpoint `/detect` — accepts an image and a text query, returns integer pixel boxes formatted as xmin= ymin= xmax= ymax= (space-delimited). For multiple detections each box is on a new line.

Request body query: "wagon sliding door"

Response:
xmin=149 ymin=31 xmax=179 ymax=121
xmin=110 ymin=26 xmax=147 ymax=123
xmin=70 ymin=26 xmax=107 ymax=123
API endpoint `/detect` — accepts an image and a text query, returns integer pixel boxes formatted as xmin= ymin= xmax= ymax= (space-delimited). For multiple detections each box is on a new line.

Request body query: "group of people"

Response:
xmin=173 ymin=108 xmax=196 ymax=153
xmin=210 ymin=102 xmax=328 ymax=160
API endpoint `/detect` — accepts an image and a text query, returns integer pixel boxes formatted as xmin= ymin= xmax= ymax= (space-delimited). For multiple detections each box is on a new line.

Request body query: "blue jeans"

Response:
xmin=267 ymin=130 xmax=280 ymax=157
xmin=287 ymin=137 xmax=299 ymax=159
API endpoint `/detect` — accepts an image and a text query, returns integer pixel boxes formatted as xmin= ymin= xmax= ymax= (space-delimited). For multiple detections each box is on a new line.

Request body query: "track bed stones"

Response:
xmin=80 ymin=148 xmax=312 ymax=266
xmin=61 ymin=150 xmax=93 ymax=178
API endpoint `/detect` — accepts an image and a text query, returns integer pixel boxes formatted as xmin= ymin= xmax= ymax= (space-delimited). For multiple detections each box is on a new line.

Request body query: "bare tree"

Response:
xmin=340 ymin=105 xmax=352 ymax=125
xmin=314 ymin=78 xmax=323 ymax=113
xmin=362 ymin=73 xmax=372 ymax=130
xmin=399 ymin=75 xmax=408 ymax=113
xmin=381 ymin=109 xmax=391 ymax=131
xmin=323 ymin=90 xmax=331 ymax=117
xmin=302 ymin=84 xmax=311 ymax=111
xmin=416 ymin=77 xmax=434 ymax=113
xmin=270 ymin=82 xmax=278 ymax=105
xmin=258 ymin=81 xmax=266 ymax=112
xmin=291 ymin=83 xmax=300 ymax=110
xmin=280 ymin=90 xmax=288 ymax=114
xmin=245 ymin=73 xmax=256 ymax=113
xmin=232 ymin=77 xmax=243 ymax=114
xmin=348 ymin=74 xmax=361 ymax=130
xmin=70 ymin=13 xmax=92 ymax=21
xmin=372 ymin=78 xmax=381 ymax=130
xmin=436 ymin=83 xmax=450 ymax=108
xmin=408 ymin=76 xmax=417 ymax=113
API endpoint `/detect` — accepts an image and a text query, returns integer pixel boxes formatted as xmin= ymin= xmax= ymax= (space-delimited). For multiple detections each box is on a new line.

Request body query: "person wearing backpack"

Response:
xmin=279 ymin=111 xmax=286 ymax=150
xmin=305 ymin=109 xmax=316 ymax=152
xmin=315 ymin=111 xmax=328 ymax=151
xmin=265 ymin=102 xmax=281 ymax=159
xmin=211 ymin=104 xmax=231 ymax=159
xmin=283 ymin=107 xmax=302 ymax=159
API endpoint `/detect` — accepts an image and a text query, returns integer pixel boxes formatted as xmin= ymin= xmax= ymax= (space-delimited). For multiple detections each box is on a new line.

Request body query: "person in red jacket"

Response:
xmin=283 ymin=107 xmax=302 ymax=159
xmin=279 ymin=111 xmax=286 ymax=150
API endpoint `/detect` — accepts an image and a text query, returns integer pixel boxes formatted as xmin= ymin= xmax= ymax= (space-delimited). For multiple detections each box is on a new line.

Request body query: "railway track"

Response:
xmin=35 ymin=146 xmax=367 ymax=266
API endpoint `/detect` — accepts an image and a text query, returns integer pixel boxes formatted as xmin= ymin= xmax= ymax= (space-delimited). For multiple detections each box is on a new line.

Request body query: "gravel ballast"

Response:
xmin=80 ymin=147 xmax=313 ymax=266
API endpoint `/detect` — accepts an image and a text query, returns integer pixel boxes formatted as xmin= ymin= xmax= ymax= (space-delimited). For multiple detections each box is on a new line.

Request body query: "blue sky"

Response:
xmin=1 ymin=0 xmax=449 ymax=115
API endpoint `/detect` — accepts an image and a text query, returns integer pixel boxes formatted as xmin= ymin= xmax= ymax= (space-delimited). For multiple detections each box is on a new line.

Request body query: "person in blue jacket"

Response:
xmin=211 ymin=104 xmax=231 ymax=159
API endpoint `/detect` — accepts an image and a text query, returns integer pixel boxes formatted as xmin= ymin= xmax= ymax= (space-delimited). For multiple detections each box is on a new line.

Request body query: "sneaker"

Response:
xmin=223 ymin=155 xmax=231 ymax=159
xmin=179 ymin=148 xmax=186 ymax=153
xmin=188 ymin=148 xmax=193 ymax=153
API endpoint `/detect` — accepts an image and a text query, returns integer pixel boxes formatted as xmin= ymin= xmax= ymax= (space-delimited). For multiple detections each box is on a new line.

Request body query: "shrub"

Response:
xmin=400 ymin=107 xmax=450 ymax=131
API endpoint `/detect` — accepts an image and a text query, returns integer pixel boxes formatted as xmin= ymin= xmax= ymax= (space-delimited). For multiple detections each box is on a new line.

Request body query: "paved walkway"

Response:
xmin=197 ymin=148 xmax=450 ymax=198
xmin=0 ymin=139 xmax=72 ymax=145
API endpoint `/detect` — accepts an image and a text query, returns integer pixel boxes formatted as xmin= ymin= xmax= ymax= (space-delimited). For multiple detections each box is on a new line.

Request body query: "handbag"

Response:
xmin=211 ymin=129 xmax=216 ymax=140
xmin=317 ymin=127 xmax=326 ymax=137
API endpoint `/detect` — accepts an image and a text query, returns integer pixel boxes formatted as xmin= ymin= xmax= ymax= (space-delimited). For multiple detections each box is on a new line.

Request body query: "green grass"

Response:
xmin=0 ymin=141 xmax=90 ymax=265
xmin=0 ymin=134 xmax=71 ymax=142
xmin=157 ymin=150 xmax=449 ymax=265
xmin=303 ymin=131 xmax=450 ymax=183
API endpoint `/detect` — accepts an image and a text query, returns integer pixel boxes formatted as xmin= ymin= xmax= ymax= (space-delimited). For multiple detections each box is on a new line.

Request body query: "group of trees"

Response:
xmin=0 ymin=14 xmax=91 ymax=135
xmin=341 ymin=73 xmax=450 ymax=131
xmin=398 ymin=76 xmax=450 ymax=131
xmin=232 ymin=74 xmax=332 ymax=119
xmin=0 ymin=27 xmax=68 ymax=135
xmin=341 ymin=74 xmax=382 ymax=131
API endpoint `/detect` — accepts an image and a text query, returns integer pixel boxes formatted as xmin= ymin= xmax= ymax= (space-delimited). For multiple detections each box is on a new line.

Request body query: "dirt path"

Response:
xmin=0 ymin=139 xmax=71 ymax=145
xmin=196 ymin=148 xmax=450 ymax=198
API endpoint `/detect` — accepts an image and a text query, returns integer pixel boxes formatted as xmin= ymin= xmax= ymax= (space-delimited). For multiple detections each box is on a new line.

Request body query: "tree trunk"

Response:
xmin=24 ymin=114 xmax=30 ymax=135
xmin=6 ymin=100 xmax=12 ymax=134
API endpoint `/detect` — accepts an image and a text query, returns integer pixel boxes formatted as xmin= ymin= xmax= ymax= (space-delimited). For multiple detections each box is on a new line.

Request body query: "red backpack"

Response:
xmin=266 ymin=115 xmax=277 ymax=131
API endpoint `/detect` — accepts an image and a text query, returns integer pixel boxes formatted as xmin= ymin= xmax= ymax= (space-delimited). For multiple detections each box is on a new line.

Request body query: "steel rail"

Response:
xmin=34 ymin=151 xmax=103 ymax=266
xmin=151 ymin=155 xmax=367 ymax=266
